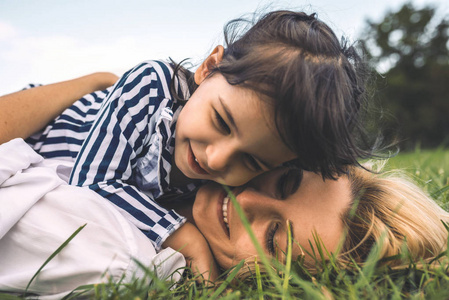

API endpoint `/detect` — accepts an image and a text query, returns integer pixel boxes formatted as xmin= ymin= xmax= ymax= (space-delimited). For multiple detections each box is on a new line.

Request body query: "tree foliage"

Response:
xmin=360 ymin=2 xmax=449 ymax=150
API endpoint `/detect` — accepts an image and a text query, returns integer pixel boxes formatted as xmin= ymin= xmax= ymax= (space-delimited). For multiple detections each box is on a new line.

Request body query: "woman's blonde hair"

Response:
xmin=340 ymin=164 xmax=449 ymax=268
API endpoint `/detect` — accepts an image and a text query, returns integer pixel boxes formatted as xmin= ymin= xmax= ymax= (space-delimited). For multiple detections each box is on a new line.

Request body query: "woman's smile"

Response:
xmin=218 ymin=194 xmax=231 ymax=238
xmin=222 ymin=196 xmax=230 ymax=228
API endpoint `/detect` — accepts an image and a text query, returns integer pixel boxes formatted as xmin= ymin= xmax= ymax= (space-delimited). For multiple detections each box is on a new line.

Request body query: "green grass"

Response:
xmin=2 ymin=148 xmax=449 ymax=299
xmin=385 ymin=147 xmax=449 ymax=208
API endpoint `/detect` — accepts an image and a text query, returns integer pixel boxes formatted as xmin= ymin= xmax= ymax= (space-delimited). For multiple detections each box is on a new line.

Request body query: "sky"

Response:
xmin=0 ymin=0 xmax=448 ymax=95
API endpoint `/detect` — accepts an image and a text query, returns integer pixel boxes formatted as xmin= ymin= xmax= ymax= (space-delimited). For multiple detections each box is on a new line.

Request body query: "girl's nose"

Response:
xmin=206 ymin=143 xmax=235 ymax=172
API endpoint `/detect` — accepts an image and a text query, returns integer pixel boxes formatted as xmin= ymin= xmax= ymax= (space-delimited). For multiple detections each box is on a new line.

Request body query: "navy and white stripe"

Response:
xmin=27 ymin=88 xmax=111 ymax=160
xmin=27 ymin=60 xmax=200 ymax=250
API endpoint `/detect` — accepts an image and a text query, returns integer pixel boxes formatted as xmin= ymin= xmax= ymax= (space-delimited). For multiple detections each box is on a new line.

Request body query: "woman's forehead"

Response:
xmin=284 ymin=173 xmax=352 ymax=254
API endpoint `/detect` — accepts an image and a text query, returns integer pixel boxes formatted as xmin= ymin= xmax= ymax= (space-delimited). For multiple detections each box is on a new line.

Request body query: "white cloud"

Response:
xmin=0 ymin=30 xmax=213 ymax=95
xmin=0 ymin=21 xmax=17 ymax=41
xmin=0 ymin=35 xmax=165 ymax=94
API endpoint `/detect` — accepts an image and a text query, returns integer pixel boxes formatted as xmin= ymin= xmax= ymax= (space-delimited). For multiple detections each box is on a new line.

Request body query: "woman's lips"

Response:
xmin=188 ymin=143 xmax=209 ymax=175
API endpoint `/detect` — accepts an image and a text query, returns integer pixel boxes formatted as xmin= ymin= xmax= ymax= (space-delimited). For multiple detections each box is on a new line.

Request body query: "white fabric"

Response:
xmin=0 ymin=139 xmax=186 ymax=299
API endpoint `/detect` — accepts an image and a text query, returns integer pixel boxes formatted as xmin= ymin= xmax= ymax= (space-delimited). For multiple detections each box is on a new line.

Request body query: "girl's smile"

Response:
xmin=187 ymin=143 xmax=209 ymax=175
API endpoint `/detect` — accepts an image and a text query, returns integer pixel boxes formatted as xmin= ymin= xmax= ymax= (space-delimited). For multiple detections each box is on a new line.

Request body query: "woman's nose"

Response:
xmin=234 ymin=188 xmax=272 ymax=222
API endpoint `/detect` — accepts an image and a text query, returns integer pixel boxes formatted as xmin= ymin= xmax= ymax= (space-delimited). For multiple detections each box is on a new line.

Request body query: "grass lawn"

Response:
xmin=3 ymin=148 xmax=449 ymax=299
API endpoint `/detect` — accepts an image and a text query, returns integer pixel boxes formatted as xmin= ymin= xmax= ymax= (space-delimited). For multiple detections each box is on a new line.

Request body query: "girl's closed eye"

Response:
xmin=214 ymin=110 xmax=231 ymax=134
xmin=213 ymin=108 xmax=262 ymax=173
xmin=277 ymin=168 xmax=303 ymax=199
xmin=266 ymin=222 xmax=280 ymax=256
xmin=245 ymin=154 xmax=263 ymax=172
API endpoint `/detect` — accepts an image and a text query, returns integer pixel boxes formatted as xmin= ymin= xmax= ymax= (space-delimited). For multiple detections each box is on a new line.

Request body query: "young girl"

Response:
xmin=0 ymin=10 xmax=372 ymax=279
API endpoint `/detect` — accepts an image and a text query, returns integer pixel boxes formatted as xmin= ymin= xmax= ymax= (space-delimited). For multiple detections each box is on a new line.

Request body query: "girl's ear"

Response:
xmin=194 ymin=45 xmax=224 ymax=85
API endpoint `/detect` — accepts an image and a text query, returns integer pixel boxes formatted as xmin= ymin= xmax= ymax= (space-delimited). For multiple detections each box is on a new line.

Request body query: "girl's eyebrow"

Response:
xmin=218 ymin=96 xmax=238 ymax=135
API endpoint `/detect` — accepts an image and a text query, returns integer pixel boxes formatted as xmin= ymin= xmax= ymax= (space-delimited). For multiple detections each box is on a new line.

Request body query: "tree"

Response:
xmin=360 ymin=2 xmax=449 ymax=150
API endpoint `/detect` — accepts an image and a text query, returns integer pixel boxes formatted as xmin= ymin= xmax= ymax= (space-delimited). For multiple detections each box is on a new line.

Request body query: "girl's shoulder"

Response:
xmin=126 ymin=60 xmax=174 ymax=85
xmin=123 ymin=59 xmax=189 ymax=104
xmin=117 ymin=60 xmax=176 ymax=100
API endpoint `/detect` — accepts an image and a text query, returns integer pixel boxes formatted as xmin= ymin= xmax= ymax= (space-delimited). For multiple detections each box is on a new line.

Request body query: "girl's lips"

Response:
xmin=188 ymin=143 xmax=209 ymax=175
xmin=218 ymin=190 xmax=231 ymax=239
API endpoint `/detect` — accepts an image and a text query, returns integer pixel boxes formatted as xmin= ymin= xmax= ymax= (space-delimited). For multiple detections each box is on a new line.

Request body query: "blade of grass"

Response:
xmin=223 ymin=185 xmax=284 ymax=294
xmin=25 ymin=224 xmax=86 ymax=293
xmin=62 ymin=284 xmax=95 ymax=300
xmin=360 ymin=231 xmax=385 ymax=280
xmin=0 ymin=293 xmax=24 ymax=300
xmin=432 ymin=184 xmax=449 ymax=198
xmin=282 ymin=220 xmax=292 ymax=300
xmin=210 ymin=259 xmax=244 ymax=298
xmin=254 ymin=257 xmax=264 ymax=300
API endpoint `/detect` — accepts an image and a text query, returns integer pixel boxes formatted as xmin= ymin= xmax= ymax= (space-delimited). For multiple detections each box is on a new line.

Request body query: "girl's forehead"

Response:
xmin=225 ymin=82 xmax=283 ymax=144
xmin=224 ymin=83 xmax=276 ymax=126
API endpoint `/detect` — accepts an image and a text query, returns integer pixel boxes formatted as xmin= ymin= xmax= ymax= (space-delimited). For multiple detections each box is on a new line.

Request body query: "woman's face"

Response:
xmin=192 ymin=167 xmax=352 ymax=269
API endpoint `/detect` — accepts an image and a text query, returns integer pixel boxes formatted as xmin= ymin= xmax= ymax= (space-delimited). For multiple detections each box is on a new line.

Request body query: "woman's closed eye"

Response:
xmin=214 ymin=110 xmax=231 ymax=134
xmin=266 ymin=222 xmax=279 ymax=256
xmin=276 ymin=168 xmax=303 ymax=199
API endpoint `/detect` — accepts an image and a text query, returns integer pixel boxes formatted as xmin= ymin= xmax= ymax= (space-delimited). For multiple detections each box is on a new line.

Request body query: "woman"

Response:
xmin=1 ymin=66 xmax=447 ymax=296
xmin=1 ymin=137 xmax=448 ymax=298
xmin=0 ymin=136 xmax=351 ymax=297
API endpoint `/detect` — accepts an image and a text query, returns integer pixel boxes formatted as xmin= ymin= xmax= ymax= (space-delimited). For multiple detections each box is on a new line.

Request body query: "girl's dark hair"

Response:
xmin=172 ymin=10 xmax=377 ymax=179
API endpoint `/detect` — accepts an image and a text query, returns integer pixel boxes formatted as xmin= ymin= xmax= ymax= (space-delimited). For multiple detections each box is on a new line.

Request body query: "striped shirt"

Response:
xmin=27 ymin=60 xmax=201 ymax=250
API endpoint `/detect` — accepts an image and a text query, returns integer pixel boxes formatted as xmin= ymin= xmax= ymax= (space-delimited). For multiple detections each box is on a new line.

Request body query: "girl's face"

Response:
xmin=192 ymin=167 xmax=352 ymax=269
xmin=174 ymin=73 xmax=296 ymax=187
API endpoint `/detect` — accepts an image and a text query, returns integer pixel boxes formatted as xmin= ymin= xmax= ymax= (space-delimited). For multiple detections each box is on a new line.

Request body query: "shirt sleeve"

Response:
xmin=69 ymin=61 xmax=186 ymax=250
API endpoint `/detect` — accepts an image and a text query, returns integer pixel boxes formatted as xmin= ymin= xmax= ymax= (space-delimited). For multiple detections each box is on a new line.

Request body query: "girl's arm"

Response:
xmin=0 ymin=72 xmax=118 ymax=144
xmin=69 ymin=61 xmax=188 ymax=251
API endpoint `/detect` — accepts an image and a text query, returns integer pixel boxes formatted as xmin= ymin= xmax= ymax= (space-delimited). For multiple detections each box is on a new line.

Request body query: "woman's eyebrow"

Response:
xmin=218 ymin=96 xmax=238 ymax=134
